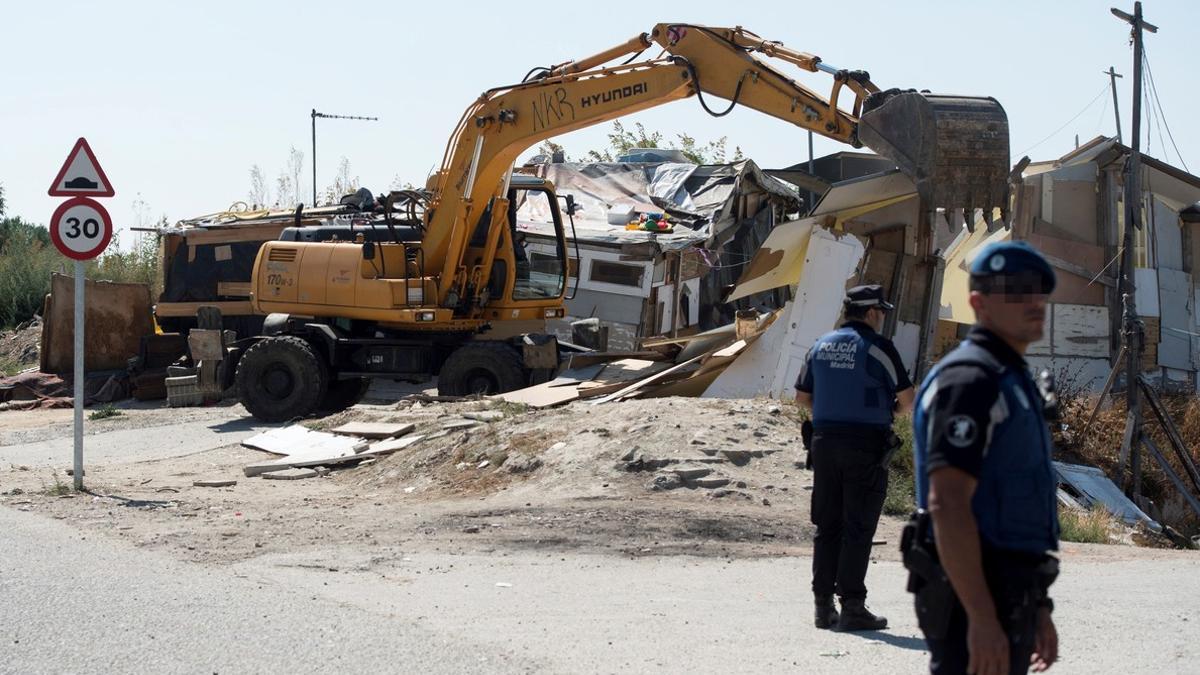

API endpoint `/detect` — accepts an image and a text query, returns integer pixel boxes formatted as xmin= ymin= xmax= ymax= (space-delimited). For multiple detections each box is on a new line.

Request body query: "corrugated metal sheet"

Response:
xmin=1053 ymin=461 xmax=1161 ymax=532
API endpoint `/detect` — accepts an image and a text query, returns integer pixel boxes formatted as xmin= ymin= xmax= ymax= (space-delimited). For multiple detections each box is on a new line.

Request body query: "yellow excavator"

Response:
xmin=236 ymin=23 xmax=1010 ymax=421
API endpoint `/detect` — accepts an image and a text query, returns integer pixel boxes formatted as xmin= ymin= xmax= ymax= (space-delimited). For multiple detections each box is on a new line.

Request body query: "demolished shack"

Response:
xmin=515 ymin=159 xmax=803 ymax=350
xmin=938 ymin=136 xmax=1200 ymax=393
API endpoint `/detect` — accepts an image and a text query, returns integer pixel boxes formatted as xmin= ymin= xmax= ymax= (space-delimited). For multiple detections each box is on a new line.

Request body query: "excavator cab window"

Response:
xmin=509 ymin=187 xmax=566 ymax=301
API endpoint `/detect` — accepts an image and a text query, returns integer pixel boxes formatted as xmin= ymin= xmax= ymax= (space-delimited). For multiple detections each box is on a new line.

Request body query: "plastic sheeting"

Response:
xmin=516 ymin=160 xmax=801 ymax=250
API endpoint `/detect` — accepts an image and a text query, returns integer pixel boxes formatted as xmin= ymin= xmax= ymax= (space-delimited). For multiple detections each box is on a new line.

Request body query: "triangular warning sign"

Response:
xmin=48 ymin=138 xmax=115 ymax=197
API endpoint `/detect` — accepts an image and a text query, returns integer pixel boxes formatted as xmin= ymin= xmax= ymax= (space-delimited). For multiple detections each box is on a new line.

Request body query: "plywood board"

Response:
xmin=1026 ymin=356 xmax=1111 ymax=394
xmin=41 ymin=274 xmax=154 ymax=374
xmin=1153 ymin=197 xmax=1183 ymax=271
xmin=331 ymin=422 xmax=415 ymax=439
xmin=939 ymin=227 xmax=1010 ymax=324
xmin=705 ymin=228 xmax=866 ymax=399
xmin=1050 ymin=304 xmax=1109 ymax=358
xmin=591 ymin=358 xmax=670 ymax=384
xmin=1026 ymin=233 xmax=1107 ymax=306
xmin=1158 ymin=267 xmax=1192 ymax=370
xmin=893 ymin=321 xmax=920 ymax=378
xmin=810 ymin=170 xmax=916 ymax=216
xmin=728 ymin=217 xmax=815 ymax=302
xmin=1135 ymin=268 xmax=1160 ymax=316
xmin=497 ymin=381 xmax=584 ymax=408
xmin=242 ymin=425 xmax=366 ymax=458
xmin=1047 ymin=180 xmax=1098 ymax=245
xmin=365 ymin=434 xmax=426 ymax=455
xmin=590 ymin=354 xmax=708 ymax=404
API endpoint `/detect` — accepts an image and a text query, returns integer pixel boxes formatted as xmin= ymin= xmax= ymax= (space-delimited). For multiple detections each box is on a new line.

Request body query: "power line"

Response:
xmin=1016 ymin=84 xmax=1110 ymax=157
xmin=1093 ymin=89 xmax=1111 ymax=137
xmin=1142 ymin=48 xmax=1190 ymax=173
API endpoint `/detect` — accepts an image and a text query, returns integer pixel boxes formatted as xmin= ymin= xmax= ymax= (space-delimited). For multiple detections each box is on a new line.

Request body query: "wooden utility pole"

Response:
xmin=1105 ymin=67 xmax=1124 ymax=144
xmin=1111 ymin=1 xmax=1157 ymax=499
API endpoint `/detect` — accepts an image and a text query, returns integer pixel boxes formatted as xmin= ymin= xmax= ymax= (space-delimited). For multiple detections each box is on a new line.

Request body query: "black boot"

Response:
xmin=837 ymin=598 xmax=887 ymax=631
xmin=814 ymin=594 xmax=839 ymax=629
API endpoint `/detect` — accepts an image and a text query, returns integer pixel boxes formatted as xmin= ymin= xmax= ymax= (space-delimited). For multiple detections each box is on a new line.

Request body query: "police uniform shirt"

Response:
xmin=915 ymin=326 xmax=1059 ymax=554
xmin=919 ymin=327 xmax=1021 ymax=479
xmin=796 ymin=321 xmax=912 ymax=429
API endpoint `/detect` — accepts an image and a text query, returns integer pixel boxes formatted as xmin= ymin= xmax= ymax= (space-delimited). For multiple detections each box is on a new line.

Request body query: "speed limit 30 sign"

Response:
xmin=50 ymin=196 xmax=113 ymax=260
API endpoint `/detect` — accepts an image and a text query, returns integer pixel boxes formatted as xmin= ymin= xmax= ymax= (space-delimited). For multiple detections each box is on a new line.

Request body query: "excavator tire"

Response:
xmin=437 ymin=342 xmax=526 ymax=397
xmin=319 ymin=376 xmax=371 ymax=414
xmin=236 ymin=336 xmax=328 ymax=422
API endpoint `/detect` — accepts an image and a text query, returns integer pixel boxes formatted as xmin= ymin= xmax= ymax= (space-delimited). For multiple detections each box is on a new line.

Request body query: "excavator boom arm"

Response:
xmin=423 ymin=23 xmax=974 ymax=307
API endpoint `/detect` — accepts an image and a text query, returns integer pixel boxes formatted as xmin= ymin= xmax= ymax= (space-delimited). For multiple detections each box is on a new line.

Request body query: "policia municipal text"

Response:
xmin=796 ymin=285 xmax=915 ymax=631
xmin=907 ymin=241 xmax=1062 ymax=674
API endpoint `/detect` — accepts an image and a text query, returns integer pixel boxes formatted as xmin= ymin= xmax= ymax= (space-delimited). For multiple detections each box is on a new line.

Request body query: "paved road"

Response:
xmin=4 ymin=506 xmax=1197 ymax=674
xmin=0 ymin=508 xmax=536 ymax=674
xmin=0 ymin=416 xmax=271 ymax=468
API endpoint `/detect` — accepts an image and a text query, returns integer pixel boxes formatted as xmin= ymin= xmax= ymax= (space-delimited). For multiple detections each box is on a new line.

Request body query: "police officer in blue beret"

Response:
xmin=908 ymin=240 xmax=1061 ymax=674
xmin=796 ymin=284 xmax=915 ymax=631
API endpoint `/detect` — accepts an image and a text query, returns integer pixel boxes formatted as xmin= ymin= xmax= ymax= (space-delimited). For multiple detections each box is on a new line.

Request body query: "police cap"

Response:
xmin=844 ymin=284 xmax=895 ymax=311
xmin=969 ymin=241 xmax=1057 ymax=295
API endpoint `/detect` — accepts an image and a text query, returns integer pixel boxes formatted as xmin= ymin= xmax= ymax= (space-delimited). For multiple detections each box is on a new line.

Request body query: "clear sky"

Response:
xmin=3 ymin=0 xmax=1197 ymax=246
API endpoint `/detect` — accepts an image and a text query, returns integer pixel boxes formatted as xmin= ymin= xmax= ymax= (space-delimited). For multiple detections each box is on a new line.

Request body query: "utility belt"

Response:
xmin=900 ymin=510 xmax=1059 ymax=639
xmin=802 ymin=421 xmax=901 ymax=470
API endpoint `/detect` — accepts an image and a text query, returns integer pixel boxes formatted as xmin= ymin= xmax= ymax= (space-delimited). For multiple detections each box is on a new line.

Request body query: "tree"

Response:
xmin=248 ymin=165 xmax=270 ymax=208
xmin=0 ymin=183 xmax=6 ymax=216
xmin=322 ymin=157 xmax=360 ymax=204
xmin=280 ymin=146 xmax=305 ymax=206
xmin=544 ymin=121 xmax=743 ymax=164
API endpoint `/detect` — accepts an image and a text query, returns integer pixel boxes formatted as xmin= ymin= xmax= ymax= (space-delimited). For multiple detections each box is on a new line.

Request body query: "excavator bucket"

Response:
xmin=857 ymin=90 xmax=1010 ymax=218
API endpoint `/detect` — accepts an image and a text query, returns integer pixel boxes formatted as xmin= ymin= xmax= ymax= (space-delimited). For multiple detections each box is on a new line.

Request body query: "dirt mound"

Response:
xmin=0 ymin=316 xmax=41 ymax=374
xmin=341 ymin=396 xmax=806 ymax=504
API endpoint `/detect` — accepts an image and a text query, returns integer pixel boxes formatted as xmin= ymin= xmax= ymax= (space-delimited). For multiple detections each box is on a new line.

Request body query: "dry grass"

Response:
xmin=1058 ymin=505 xmax=1119 ymax=544
xmin=1057 ymin=388 xmax=1200 ymax=539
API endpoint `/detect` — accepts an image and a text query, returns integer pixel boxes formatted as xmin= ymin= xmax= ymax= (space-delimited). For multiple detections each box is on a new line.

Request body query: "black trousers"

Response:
xmin=809 ymin=431 xmax=888 ymax=601
xmin=920 ymin=555 xmax=1045 ymax=675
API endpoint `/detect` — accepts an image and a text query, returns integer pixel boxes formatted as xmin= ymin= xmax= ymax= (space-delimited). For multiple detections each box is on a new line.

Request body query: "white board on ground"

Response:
xmin=242 ymin=425 xmax=366 ymax=458
xmin=331 ymin=422 xmax=414 ymax=439
xmin=703 ymin=227 xmax=865 ymax=399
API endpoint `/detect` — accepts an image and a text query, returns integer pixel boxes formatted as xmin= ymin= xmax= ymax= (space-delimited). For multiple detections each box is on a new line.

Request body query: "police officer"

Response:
xmin=911 ymin=241 xmax=1060 ymax=674
xmin=795 ymin=284 xmax=914 ymax=631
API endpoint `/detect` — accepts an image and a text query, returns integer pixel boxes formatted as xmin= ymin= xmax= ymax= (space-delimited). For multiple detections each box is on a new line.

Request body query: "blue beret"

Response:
xmin=969 ymin=240 xmax=1056 ymax=293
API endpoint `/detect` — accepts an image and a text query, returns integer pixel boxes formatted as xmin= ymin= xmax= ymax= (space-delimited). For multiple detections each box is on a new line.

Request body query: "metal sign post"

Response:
xmin=73 ymin=262 xmax=84 ymax=489
xmin=47 ymin=138 xmax=115 ymax=491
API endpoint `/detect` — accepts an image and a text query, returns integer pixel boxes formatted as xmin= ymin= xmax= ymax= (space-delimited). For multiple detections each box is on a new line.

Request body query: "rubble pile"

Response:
xmin=0 ymin=316 xmax=41 ymax=373
xmin=244 ymin=396 xmax=812 ymax=506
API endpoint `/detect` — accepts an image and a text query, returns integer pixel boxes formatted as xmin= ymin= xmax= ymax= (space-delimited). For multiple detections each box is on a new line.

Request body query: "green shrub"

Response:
xmin=0 ymin=221 xmax=162 ymax=329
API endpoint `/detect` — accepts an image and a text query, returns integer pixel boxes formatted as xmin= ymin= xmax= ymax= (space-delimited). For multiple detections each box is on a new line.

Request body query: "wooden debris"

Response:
xmin=331 ymin=422 xmax=414 ymax=439
xmin=261 ymin=468 xmax=319 ymax=480
xmin=193 ymin=479 xmax=237 ymax=488
xmin=364 ymin=434 xmax=426 ymax=456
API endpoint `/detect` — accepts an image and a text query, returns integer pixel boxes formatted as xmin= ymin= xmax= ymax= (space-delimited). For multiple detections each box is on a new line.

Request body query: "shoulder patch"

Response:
xmin=945 ymin=415 xmax=978 ymax=448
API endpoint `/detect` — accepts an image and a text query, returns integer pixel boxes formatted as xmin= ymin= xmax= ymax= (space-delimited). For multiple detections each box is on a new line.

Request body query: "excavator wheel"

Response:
xmin=437 ymin=342 xmax=526 ymax=397
xmin=236 ymin=336 xmax=328 ymax=422
xmin=319 ymin=376 xmax=371 ymax=414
